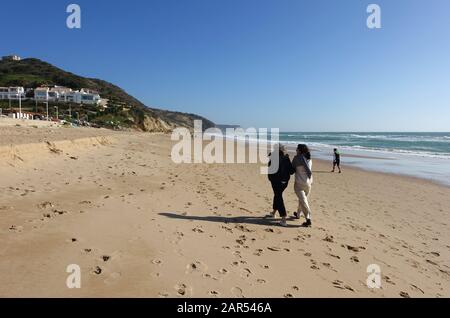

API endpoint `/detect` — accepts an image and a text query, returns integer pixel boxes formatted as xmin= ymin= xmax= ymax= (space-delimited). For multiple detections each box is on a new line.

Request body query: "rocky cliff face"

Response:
xmin=141 ymin=114 xmax=173 ymax=133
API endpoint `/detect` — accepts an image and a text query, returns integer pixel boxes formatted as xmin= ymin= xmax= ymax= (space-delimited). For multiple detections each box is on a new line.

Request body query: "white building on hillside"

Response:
xmin=0 ymin=87 xmax=25 ymax=100
xmin=33 ymin=86 xmax=102 ymax=105
xmin=2 ymin=55 xmax=21 ymax=61
xmin=78 ymin=89 xmax=101 ymax=105
xmin=0 ymin=87 xmax=9 ymax=99
xmin=34 ymin=87 xmax=49 ymax=101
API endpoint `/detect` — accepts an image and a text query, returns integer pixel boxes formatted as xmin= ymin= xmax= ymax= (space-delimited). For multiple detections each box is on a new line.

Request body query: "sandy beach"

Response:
xmin=0 ymin=124 xmax=449 ymax=298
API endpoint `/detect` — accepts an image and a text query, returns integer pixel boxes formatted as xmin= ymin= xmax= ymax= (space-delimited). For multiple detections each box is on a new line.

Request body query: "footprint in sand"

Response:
xmin=9 ymin=225 xmax=24 ymax=232
xmin=38 ymin=201 xmax=54 ymax=209
xmin=174 ymin=231 xmax=184 ymax=242
xmin=350 ymin=256 xmax=359 ymax=263
xmin=256 ymin=279 xmax=266 ymax=284
xmin=221 ymin=226 xmax=233 ymax=233
xmin=175 ymin=283 xmax=192 ymax=296
xmin=399 ymin=291 xmax=410 ymax=298
xmin=327 ymin=253 xmax=341 ymax=259
xmin=186 ymin=261 xmax=208 ymax=274
xmin=429 ymin=252 xmax=440 ymax=257
xmin=158 ymin=292 xmax=170 ymax=298
xmin=410 ymin=284 xmax=424 ymax=294
xmin=192 ymin=227 xmax=204 ymax=233
xmin=152 ymin=259 xmax=163 ymax=265
xmin=345 ymin=245 xmax=365 ymax=253
xmin=235 ymin=224 xmax=253 ymax=232
xmin=218 ymin=268 xmax=228 ymax=275
xmin=209 ymin=290 xmax=220 ymax=297
xmin=240 ymin=268 xmax=252 ymax=279
xmin=332 ymin=280 xmax=354 ymax=292
xmin=254 ymin=249 xmax=264 ymax=256
xmin=53 ymin=209 xmax=68 ymax=215
xmin=383 ymin=275 xmax=396 ymax=285
xmin=231 ymin=287 xmax=244 ymax=298
xmin=202 ymin=273 xmax=218 ymax=280
xmin=233 ymin=250 xmax=242 ymax=258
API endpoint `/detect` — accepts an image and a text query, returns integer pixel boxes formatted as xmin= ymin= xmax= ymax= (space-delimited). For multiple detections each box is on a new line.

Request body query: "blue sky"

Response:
xmin=1 ymin=0 xmax=450 ymax=131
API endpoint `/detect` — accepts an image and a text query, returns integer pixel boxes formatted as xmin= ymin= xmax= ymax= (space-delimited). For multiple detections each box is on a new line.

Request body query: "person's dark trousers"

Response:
xmin=271 ymin=181 xmax=288 ymax=217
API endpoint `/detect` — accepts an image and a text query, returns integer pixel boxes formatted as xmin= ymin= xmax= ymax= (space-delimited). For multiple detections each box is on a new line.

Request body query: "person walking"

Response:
xmin=292 ymin=144 xmax=313 ymax=227
xmin=267 ymin=145 xmax=294 ymax=227
xmin=332 ymin=148 xmax=342 ymax=173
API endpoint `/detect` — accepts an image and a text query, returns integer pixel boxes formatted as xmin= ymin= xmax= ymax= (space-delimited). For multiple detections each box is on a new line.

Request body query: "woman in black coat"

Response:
xmin=267 ymin=145 xmax=294 ymax=227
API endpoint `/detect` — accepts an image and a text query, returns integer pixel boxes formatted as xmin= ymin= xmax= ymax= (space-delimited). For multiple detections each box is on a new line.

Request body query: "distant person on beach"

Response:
xmin=292 ymin=144 xmax=313 ymax=227
xmin=332 ymin=148 xmax=341 ymax=173
xmin=267 ymin=145 xmax=294 ymax=227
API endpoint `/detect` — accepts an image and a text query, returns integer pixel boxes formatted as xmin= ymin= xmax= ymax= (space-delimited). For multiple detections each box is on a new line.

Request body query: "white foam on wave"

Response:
xmin=205 ymin=132 xmax=450 ymax=159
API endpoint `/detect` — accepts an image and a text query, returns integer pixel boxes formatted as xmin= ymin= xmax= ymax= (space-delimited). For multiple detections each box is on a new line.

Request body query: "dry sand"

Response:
xmin=0 ymin=124 xmax=449 ymax=298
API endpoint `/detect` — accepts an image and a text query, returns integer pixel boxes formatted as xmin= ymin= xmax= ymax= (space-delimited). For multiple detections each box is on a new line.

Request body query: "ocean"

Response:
xmin=276 ymin=132 xmax=450 ymax=186
xmin=211 ymin=131 xmax=450 ymax=186
xmin=278 ymin=132 xmax=450 ymax=159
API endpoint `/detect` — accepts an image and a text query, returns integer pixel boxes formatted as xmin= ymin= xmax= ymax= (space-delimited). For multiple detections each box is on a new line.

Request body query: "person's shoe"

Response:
xmin=301 ymin=219 xmax=312 ymax=227
xmin=279 ymin=218 xmax=287 ymax=227
xmin=265 ymin=211 xmax=276 ymax=218
xmin=293 ymin=212 xmax=300 ymax=219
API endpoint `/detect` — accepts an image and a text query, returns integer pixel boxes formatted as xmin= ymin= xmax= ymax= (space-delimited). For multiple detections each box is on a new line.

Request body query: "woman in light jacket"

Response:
xmin=292 ymin=144 xmax=313 ymax=227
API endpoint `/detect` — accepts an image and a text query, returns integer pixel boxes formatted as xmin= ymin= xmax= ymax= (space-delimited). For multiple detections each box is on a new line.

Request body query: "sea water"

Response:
xmin=277 ymin=132 xmax=450 ymax=186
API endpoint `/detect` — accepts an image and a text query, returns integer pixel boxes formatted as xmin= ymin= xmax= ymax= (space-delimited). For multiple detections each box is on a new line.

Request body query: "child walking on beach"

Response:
xmin=292 ymin=144 xmax=313 ymax=227
xmin=332 ymin=148 xmax=341 ymax=173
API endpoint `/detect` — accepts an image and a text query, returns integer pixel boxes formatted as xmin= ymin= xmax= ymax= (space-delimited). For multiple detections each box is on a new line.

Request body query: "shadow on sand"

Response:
xmin=159 ymin=212 xmax=303 ymax=228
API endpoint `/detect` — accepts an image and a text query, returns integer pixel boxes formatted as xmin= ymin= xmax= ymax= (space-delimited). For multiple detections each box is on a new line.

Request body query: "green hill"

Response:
xmin=0 ymin=58 xmax=215 ymax=132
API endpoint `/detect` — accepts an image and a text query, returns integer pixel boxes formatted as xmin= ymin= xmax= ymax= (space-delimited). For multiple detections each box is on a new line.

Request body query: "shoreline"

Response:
xmin=313 ymin=157 xmax=449 ymax=189
xmin=206 ymin=133 xmax=450 ymax=187
xmin=0 ymin=125 xmax=448 ymax=189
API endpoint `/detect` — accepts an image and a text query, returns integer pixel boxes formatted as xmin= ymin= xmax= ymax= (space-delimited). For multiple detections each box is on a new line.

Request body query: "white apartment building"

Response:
xmin=78 ymin=89 xmax=101 ymax=105
xmin=0 ymin=87 xmax=26 ymax=100
xmin=34 ymin=87 xmax=50 ymax=101
xmin=2 ymin=55 xmax=21 ymax=61
xmin=33 ymin=86 xmax=102 ymax=105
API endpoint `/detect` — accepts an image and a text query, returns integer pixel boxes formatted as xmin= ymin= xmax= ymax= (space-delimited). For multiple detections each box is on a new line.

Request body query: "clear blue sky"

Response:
xmin=2 ymin=0 xmax=450 ymax=131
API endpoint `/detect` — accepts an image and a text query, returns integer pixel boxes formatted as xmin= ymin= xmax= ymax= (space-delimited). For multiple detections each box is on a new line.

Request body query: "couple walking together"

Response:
xmin=268 ymin=144 xmax=313 ymax=227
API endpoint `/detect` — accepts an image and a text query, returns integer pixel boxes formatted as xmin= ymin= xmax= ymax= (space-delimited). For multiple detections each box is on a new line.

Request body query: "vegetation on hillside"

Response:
xmin=0 ymin=58 xmax=215 ymax=131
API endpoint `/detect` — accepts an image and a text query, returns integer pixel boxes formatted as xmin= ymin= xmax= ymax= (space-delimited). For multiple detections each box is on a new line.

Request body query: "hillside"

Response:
xmin=0 ymin=58 xmax=215 ymax=132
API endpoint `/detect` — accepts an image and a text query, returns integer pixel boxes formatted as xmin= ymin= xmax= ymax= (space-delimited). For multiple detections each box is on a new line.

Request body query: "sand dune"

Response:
xmin=0 ymin=125 xmax=449 ymax=297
